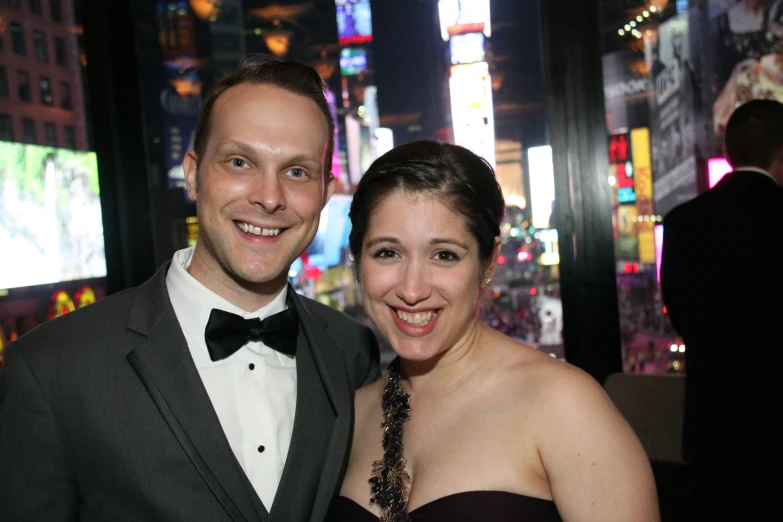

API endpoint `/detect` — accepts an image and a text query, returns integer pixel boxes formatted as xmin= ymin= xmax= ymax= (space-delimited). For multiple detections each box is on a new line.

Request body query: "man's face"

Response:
xmin=183 ymin=83 xmax=334 ymax=298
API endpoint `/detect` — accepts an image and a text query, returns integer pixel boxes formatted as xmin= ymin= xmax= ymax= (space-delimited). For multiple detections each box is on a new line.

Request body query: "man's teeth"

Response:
xmin=396 ymin=309 xmax=437 ymax=326
xmin=236 ymin=222 xmax=281 ymax=236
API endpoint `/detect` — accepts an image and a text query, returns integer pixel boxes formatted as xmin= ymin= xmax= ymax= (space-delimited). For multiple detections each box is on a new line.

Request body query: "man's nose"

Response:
xmin=249 ymin=170 xmax=286 ymax=213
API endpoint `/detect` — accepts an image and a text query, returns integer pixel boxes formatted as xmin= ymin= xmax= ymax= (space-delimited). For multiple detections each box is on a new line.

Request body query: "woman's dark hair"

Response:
xmin=349 ymin=140 xmax=505 ymax=270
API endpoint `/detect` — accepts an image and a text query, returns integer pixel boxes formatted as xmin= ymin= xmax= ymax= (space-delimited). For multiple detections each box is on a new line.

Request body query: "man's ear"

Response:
xmin=183 ymin=150 xmax=199 ymax=202
xmin=324 ymin=172 xmax=336 ymax=205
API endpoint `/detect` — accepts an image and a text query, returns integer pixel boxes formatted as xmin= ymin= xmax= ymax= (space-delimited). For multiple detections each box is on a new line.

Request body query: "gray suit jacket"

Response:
xmin=0 ymin=263 xmax=380 ymax=522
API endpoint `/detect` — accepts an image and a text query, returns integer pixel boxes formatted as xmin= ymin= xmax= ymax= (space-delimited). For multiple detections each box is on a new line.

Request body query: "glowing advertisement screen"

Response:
xmin=0 ymin=141 xmax=107 ymax=290
xmin=438 ymin=0 xmax=491 ymax=41
xmin=336 ymin=0 xmax=373 ymax=45
xmin=306 ymin=194 xmax=353 ymax=269
xmin=340 ymin=47 xmax=368 ymax=76
xmin=449 ymin=32 xmax=485 ymax=64
xmin=449 ymin=62 xmax=495 ymax=166
xmin=527 ymin=146 xmax=556 ymax=229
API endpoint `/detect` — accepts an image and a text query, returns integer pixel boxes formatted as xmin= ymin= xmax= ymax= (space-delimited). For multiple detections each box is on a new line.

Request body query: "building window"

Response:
xmin=0 ymin=67 xmax=8 ymax=98
xmin=22 ymin=118 xmax=36 ymax=144
xmin=60 ymin=81 xmax=72 ymax=109
xmin=34 ymin=30 xmax=48 ymax=62
xmin=55 ymin=37 xmax=67 ymax=67
xmin=30 ymin=0 xmax=42 ymax=15
xmin=10 ymin=23 xmax=26 ymax=56
xmin=18 ymin=70 xmax=31 ymax=102
xmin=0 ymin=115 xmax=13 ymax=142
xmin=63 ymin=125 xmax=75 ymax=149
xmin=50 ymin=0 xmax=63 ymax=22
xmin=44 ymin=122 xmax=57 ymax=147
xmin=40 ymin=77 xmax=53 ymax=106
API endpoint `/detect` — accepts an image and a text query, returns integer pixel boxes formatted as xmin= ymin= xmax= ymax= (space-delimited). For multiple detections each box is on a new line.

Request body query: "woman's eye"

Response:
xmin=230 ymin=158 xmax=247 ymax=168
xmin=435 ymin=250 xmax=459 ymax=262
xmin=372 ymin=248 xmax=397 ymax=259
xmin=286 ymin=167 xmax=307 ymax=179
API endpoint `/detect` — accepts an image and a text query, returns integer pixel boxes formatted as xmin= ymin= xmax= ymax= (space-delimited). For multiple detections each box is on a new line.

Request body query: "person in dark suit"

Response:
xmin=661 ymin=99 xmax=783 ymax=517
xmin=0 ymin=58 xmax=380 ymax=522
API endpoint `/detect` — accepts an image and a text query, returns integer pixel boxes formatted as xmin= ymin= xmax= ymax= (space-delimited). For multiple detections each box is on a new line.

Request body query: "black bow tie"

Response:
xmin=204 ymin=308 xmax=298 ymax=361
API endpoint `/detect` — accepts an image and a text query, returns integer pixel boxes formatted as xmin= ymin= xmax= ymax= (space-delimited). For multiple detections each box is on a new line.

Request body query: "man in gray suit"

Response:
xmin=0 ymin=58 xmax=380 ymax=522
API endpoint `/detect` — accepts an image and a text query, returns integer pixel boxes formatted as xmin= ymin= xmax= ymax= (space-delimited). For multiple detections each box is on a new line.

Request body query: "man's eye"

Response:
xmin=285 ymin=167 xmax=307 ymax=179
xmin=230 ymin=158 xmax=247 ymax=168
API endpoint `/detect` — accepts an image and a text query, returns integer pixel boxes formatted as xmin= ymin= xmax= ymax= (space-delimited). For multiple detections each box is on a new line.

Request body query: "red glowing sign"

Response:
xmin=608 ymin=134 xmax=629 ymax=163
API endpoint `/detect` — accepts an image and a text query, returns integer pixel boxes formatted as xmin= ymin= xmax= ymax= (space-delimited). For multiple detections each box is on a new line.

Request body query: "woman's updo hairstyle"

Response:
xmin=349 ymin=140 xmax=505 ymax=271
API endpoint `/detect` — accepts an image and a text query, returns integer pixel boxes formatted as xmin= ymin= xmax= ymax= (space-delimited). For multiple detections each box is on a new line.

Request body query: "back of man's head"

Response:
xmin=724 ymin=99 xmax=783 ymax=175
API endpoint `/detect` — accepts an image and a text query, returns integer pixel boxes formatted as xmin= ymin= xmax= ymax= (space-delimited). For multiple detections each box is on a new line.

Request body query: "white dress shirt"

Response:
xmin=166 ymin=247 xmax=297 ymax=509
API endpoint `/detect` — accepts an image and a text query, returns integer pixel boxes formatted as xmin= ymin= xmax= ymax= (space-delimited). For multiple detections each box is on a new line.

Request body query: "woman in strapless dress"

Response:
xmin=328 ymin=141 xmax=660 ymax=522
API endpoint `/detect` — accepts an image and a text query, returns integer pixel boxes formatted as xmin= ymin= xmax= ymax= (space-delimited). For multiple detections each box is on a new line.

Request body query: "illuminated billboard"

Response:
xmin=0 ymin=141 xmax=107 ymax=290
xmin=527 ymin=146 xmax=556 ymax=229
xmin=306 ymin=194 xmax=353 ymax=269
xmin=449 ymin=32 xmax=485 ymax=65
xmin=340 ymin=47 xmax=368 ymax=76
xmin=449 ymin=61 xmax=495 ymax=166
xmin=336 ymin=0 xmax=373 ymax=45
xmin=438 ymin=0 xmax=491 ymax=41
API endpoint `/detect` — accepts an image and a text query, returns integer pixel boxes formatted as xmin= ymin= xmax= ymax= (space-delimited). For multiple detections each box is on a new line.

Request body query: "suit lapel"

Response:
xmin=270 ymin=288 xmax=352 ymax=522
xmin=125 ymin=265 xmax=265 ymax=522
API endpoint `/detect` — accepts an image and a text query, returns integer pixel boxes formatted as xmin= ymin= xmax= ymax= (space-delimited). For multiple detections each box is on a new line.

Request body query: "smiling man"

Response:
xmin=0 ymin=58 xmax=380 ymax=522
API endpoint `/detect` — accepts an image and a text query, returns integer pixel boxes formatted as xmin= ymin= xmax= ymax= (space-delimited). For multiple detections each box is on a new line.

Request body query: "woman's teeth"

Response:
xmin=236 ymin=222 xmax=281 ymax=236
xmin=396 ymin=309 xmax=437 ymax=326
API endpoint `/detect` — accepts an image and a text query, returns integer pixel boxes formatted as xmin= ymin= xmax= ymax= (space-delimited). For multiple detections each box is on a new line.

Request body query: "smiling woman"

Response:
xmin=329 ymin=141 xmax=660 ymax=522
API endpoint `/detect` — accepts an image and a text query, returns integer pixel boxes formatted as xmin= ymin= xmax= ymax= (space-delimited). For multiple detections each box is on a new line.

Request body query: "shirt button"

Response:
xmin=257 ymin=445 xmax=265 ymax=453
xmin=248 ymin=363 xmax=255 ymax=370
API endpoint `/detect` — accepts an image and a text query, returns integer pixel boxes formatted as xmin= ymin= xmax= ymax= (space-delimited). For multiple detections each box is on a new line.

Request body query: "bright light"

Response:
xmin=637 ymin=15 xmax=643 ymax=22
xmin=650 ymin=5 xmax=657 ymax=12
xmin=527 ymin=146 xmax=555 ymax=229
xmin=643 ymin=10 xmax=650 ymax=16
xmin=630 ymin=20 xmax=636 ymax=27
xmin=678 ymin=344 xmax=686 ymax=353
xmin=540 ymin=252 xmax=560 ymax=266
xmin=670 ymin=344 xmax=678 ymax=352
xmin=708 ymin=157 xmax=733 ymax=188
xmin=618 ymin=29 xmax=625 ymax=36
xmin=608 ymin=175 xmax=617 ymax=186
xmin=624 ymin=24 xmax=631 ymax=31
xmin=654 ymin=224 xmax=664 ymax=283
xmin=450 ymin=62 xmax=496 ymax=166
xmin=517 ymin=251 xmax=531 ymax=262
xmin=375 ymin=127 xmax=394 ymax=158
xmin=438 ymin=0 xmax=491 ymax=41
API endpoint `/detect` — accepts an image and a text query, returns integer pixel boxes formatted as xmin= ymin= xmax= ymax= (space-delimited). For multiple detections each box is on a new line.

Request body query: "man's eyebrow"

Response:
xmin=215 ymin=139 xmax=257 ymax=156
xmin=214 ymin=140 xmax=321 ymax=166
xmin=285 ymin=153 xmax=322 ymax=166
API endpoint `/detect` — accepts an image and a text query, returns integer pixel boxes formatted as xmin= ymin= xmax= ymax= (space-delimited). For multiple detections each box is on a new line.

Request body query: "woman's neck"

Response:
xmin=398 ymin=320 xmax=488 ymax=394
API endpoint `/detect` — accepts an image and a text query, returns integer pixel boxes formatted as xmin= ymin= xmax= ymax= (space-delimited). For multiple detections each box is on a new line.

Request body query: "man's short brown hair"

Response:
xmin=193 ymin=56 xmax=335 ymax=178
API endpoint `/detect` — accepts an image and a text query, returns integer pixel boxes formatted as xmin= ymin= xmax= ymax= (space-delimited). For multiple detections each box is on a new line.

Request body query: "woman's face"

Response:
xmin=359 ymin=190 xmax=489 ymax=362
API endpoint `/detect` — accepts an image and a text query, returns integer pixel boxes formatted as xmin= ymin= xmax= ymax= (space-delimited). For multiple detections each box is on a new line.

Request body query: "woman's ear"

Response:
xmin=481 ymin=237 xmax=502 ymax=288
